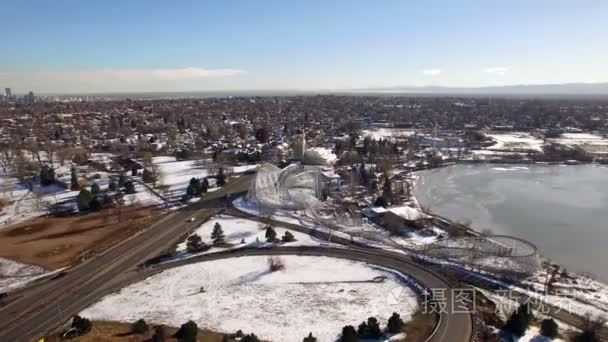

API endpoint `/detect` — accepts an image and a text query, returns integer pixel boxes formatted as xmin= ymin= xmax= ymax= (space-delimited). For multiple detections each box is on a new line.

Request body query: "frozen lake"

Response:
xmin=415 ymin=164 xmax=608 ymax=281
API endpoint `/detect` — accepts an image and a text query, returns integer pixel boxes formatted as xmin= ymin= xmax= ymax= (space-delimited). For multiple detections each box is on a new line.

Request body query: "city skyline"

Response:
xmin=1 ymin=0 xmax=607 ymax=93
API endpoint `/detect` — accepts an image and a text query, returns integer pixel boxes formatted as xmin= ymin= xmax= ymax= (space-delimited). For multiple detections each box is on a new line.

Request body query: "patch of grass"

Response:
xmin=0 ymin=206 xmax=162 ymax=269
xmin=401 ymin=310 xmax=439 ymax=342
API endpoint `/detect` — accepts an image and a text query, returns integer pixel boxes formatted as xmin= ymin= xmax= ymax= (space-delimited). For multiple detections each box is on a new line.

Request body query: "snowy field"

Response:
xmin=0 ymin=257 xmax=51 ymax=293
xmin=485 ymin=132 xmax=544 ymax=152
xmin=549 ymin=133 xmax=608 ymax=147
xmin=0 ymin=175 xmax=80 ymax=227
xmin=548 ymin=133 xmax=608 ymax=155
xmin=175 ymin=214 xmax=340 ymax=253
xmin=151 ymin=156 xmax=211 ymax=202
xmin=82 ymin=256 xmax=418 ymax=341
xmin=152 ymin=156 xmax=257 ymax=202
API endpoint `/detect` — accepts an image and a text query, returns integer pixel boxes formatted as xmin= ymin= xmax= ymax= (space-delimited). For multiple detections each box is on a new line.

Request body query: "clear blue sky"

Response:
xmin=1 ymin=0 xmax=607 ymax=93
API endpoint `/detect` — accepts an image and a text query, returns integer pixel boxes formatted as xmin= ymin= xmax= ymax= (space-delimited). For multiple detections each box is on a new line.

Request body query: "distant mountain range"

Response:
xmin=349 ymin=83 xmax=608 ymax=96
xmin=46 ymin=82 xmax=608 ymax=98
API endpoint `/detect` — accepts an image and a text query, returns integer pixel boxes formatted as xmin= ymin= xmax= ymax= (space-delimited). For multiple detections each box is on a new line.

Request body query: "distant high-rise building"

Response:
xmin=23 ymin=91 xmax=35 ymax=105
xmin=4 ymin=88 xmax=11 ymax=98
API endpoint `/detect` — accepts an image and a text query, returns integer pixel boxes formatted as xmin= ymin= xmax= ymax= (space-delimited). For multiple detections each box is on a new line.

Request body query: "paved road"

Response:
xmin=0 ymin=202 xmax=221 ymax=342
xmin=0 ymin=175 xmax=255 ymax=342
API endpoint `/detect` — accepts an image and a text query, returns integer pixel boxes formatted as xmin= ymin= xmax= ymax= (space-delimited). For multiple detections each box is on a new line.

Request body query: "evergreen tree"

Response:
xmin=366 ymin=317 xmax=381 ymax=338
xmin=573 ymin=330 xmax=599 ymax=342
xmin=201 ymin=177 xmax=209 ymax=193
xmin=503 ymin=303 xmax=533 ymax=337
xmin=77 ymin=189 xmax=93 ymax=211
xmin=381 ymin=173 xmax=393 ymax=204
xmin=39 ymin=165 xmax=56 ymax=186
xmin=118 ymin=173 xmax=127 ymax=187
xmin=70 ymin=166 xmax=79 ymax=190
xmin=374 ymin=196 xmax=388 ymax=208
xmin=216 ymin=168 xmax=226 ymax=187
xmin=142 ymin=168 xmax=155 ymax=183
xmin=387 ymin=312 xmax=404 ymax=334
xmin=211 ymin=222 xmax=225 ymax=245
xmin=540 ymin=318 xmax=558 ymax=339
xmin=303 ymin=332 xmax=317 ymax=342
xmin=341 ymin=325 xmax=359 ymax=342
xmin=124 ymin=180 xmax=136 ymax=194
xmin=90 ymin=182 xmax=100 ymax=195
xmin=186 ymin=177 xmax=200 ymax=197
xmin=282 ymin=231 xmax=296 ymax=242
xmin=357 ymin=321 xmax=368 ymax=336
xmin=265 ymin=226 xmax=277 ymax=242
xmin=108 ymin=181 xmax=117 ymax=191
xmin=174 ymin=321 xmax=198 ymax=342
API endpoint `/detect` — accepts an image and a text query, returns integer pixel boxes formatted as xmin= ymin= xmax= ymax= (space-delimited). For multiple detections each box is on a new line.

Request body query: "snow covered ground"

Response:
xmin=0 ymin=175 xmax=80 ymax=227
xmin=152 ymin=156 xmax=211 ymax=202
xmin=81 ymin=255 xmax=419 ymax=341
xmin=233 ymin=196 xmax=443 ymax=252
xmin=548 ymin=133 xmax=608 ymax=155
xmin=362 ymin=128 xmax=416 ymax=141
xmin=0 ymin=257 xmax=51 ymax=293
xmin=549 ymin=133 xmax=608 ymax=147
xmin=518 ymin=326 xmax=564 ymax=342
xmin=304 ymin=147 xmax=338 ymax=165
xmin=152 ymin=156 xmax=257 ymax=202
xmin=175 ymin=214 xmax=340 ymax=253
xmin=485 ymin=132 xmax=544 ymax=153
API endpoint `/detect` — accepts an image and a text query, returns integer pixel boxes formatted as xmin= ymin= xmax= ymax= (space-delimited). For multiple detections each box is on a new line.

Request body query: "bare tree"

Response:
xmin=27 ymin=141 xmax=43 ymax=165
xmin=41 ymin=141 xmax=57 ymax=168
xmin=0 ymin=146 xmax=15 ymax=174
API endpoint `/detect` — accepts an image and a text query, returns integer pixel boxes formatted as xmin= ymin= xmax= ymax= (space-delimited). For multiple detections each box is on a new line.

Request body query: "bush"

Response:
xmin=174 ymin=320 xmax=198 ymax=342
xmin=282 ymin=231 xmax=296 ymax=242
xmin=152 ymin=325 xmax=167 ymax=342
xmin=268 ymin=256 xmax=285 ymax=272
xmin=242 ymin=334 xmax=259 ymax=342
xmin=71 ymin=315 xmax=92 ymax=336
xmin=186 ymin=234 xmax=208 ymax=253
xmin=0 ymin=198 xmax=9 ymax=211
xmin=131 ymin=319 xmax=149 ymax=334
